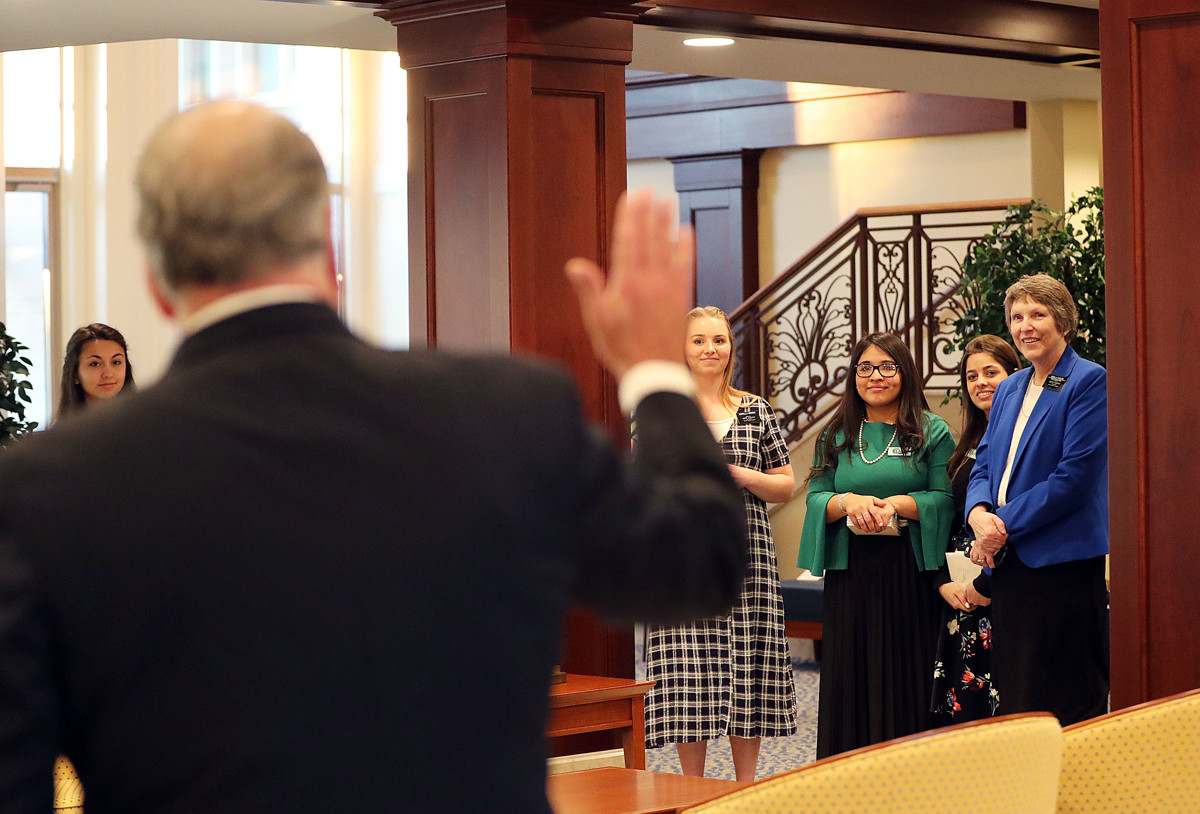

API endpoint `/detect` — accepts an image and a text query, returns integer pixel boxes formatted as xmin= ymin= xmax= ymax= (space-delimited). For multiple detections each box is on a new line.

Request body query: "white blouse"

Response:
xmin=998 ymin=379 xmax=1044 ymax=506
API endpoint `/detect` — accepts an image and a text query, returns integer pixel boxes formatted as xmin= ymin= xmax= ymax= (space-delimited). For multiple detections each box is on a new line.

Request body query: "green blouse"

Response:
xmin=797 ymin=412 xmax=954 ymax=575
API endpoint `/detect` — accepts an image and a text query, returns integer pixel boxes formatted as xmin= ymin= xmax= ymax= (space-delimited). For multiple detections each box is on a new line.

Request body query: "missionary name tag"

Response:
xmin=886 ymin=446 xmax=907 ymax=457
xmin=736 ymin=406 xmax=760 ymax=425
xmin=1044 ymin=374 xmax=1067 ymax=392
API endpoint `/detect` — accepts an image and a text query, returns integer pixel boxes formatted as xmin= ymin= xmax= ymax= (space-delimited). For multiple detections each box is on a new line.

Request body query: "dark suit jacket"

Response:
xmin=0 ymin=303 xmax=745 ymax=814
xmin=965 ymin=345 xmax=1108 ymax=567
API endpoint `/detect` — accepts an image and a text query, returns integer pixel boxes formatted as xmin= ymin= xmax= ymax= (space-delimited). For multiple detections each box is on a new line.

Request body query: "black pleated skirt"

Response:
xmin=989 ymin=552 xmax=1109 ymax=725
xmin=817 ymin=531 xmax=941 ymax=758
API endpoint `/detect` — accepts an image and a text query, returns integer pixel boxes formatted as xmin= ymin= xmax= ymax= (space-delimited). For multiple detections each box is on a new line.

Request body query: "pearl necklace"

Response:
xmin=858 ymin=421 xmax=898 ymax=465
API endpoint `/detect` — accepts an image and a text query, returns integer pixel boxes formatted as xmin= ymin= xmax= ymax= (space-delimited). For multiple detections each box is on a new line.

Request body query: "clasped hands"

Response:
xmin=842 ymin=493 xmax=896 ymax=533
xmin=938 ymin=580 xmax=992 ymax=612
xmin=967 ymin=505 xmax=1007 ymax=568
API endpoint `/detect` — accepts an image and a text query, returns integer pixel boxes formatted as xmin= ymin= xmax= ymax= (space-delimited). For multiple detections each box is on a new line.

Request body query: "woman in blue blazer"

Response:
xmin=965 ymin=274 xmax=1109 ymax=725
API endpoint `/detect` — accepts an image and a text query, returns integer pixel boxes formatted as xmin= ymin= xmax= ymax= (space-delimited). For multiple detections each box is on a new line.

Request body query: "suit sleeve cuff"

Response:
xmin=618 ymin=361 xmax=696 ymax=414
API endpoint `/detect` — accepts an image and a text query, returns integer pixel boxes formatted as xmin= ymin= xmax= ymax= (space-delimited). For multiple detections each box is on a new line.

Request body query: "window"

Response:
xmin=4 ymin=48 xmax=64 ymax=429
xmin=179 ymin=41 xmax=347 ymax=313
xmin=4 ymin=175 xmax=56 ymax=429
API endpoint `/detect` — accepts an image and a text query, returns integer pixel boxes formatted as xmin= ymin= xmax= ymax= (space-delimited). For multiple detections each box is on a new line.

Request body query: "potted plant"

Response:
xmin=953 ymin=186 xmax=1105 ymax=367
xmin=0 ymin=321 xmax=40 ymax=445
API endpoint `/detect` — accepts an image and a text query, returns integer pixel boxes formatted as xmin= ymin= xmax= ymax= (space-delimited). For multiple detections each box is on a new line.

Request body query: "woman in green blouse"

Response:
xmin=797 ymin=331 xmax=954 ymax=758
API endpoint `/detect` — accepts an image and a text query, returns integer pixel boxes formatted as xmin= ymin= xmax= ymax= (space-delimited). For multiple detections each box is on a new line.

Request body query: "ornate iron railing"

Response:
xmin=730 ymin=199 xmax=1027 ymax=446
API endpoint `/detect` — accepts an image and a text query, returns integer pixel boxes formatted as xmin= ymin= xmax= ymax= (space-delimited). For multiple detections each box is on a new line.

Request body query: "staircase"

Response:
xmin=729 ymin=199 xmax=1028 ymax=447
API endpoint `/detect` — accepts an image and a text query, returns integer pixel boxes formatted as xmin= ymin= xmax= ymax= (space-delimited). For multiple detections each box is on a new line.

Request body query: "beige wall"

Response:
xmin=1028 ymin=99 xmax=1102 ymax=212
xmin=758 ymin=130 xmax=1033 ymax=285
xmin=626 ymin=158 xmax=676 ymax=209
xmin=628 ymin=128 xmax=1035 ymax=286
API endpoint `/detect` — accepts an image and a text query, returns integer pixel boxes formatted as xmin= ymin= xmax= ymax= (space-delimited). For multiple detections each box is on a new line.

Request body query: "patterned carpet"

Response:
xmin=635 ymin=631 xmax=820 ymax=781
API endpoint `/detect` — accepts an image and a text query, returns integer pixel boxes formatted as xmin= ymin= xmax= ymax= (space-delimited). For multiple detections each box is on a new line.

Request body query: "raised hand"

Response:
xmin=565 ymin=188 xmax=695 ymax=380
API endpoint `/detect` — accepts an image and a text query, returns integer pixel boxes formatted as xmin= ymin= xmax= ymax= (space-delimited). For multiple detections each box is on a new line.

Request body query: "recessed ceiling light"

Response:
xmin=683 ymin=37 xmax=734 ymax=47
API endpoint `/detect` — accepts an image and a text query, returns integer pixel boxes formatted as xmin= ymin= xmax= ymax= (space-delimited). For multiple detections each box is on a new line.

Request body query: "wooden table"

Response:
xmin=548 ymin=674 xmax=655 ymax=769
xmin=548 ymin=767 xmax=746 ymax=814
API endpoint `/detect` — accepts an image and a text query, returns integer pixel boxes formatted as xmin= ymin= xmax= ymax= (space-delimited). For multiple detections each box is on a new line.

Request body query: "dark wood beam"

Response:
xmin=375 ymin=0 xmax=642 ymax=690
xmin=672 ymin=150 xmax=763 ymax=316
xmin=627 ymin=75 xmax=1025 ymax=160
xmin=640 ymin=0 xmax=1098 ymax=66
xmin=1102 ymin=0 xmax=1200 ymax=708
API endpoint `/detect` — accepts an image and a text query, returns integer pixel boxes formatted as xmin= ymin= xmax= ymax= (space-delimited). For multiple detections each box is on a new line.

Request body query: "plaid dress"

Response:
xmin=644 ymin=396 xmax=798 ymax=747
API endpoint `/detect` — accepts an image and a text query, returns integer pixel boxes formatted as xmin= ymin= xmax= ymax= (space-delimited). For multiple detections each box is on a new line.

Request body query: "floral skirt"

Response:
xmin=931 ymin=604 xmax=998 ymax=723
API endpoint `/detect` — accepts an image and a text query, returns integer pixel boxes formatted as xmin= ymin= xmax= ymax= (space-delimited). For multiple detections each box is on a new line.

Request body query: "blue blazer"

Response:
xmin=965 ymin=345 xmax=1108 ymax=567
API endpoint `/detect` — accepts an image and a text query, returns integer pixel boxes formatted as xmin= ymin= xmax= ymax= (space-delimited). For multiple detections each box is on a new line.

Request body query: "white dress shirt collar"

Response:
xmin=180 ymin=285 xmax=328 ymax=336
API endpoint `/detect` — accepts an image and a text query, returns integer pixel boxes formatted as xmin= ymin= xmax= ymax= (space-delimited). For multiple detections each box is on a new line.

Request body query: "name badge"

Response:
xmin=886 ymin=446 xmax=907 ymax=457
xmin=1044 ymin=374 xmax=1068 ymax=392
xmin=736 ymin=406 xmax=760 ymax=425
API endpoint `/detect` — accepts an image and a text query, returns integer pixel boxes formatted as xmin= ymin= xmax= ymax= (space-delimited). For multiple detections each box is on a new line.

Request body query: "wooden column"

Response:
xmin=670 ymin=150 xmax=763 ymax=317
xmin=376 ymin=0 xmax=643 ymax=680
xmin=1102 ymin=0 xmax=1200 ymax=707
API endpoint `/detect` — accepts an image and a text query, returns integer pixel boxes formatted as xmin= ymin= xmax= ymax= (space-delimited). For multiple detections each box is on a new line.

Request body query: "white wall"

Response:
xmin=629 ymin=128 xmax=1034 ymax=287
xmin=341 ymin=48 xmax=409 ymax=350
xmin=759 ymin=130 xmax=1032 ymax=284
xmin=100 ymin=40 xmax=182 ymax=382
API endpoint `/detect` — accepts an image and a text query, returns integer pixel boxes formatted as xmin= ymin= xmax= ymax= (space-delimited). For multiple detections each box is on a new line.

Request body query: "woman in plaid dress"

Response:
xmin=644 ymin=306 xmax=798 ymax=782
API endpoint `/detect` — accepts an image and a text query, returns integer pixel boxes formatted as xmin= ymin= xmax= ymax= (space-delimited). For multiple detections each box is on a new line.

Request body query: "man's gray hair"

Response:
xmin=135 ymin=102 xmax=330 ymax=291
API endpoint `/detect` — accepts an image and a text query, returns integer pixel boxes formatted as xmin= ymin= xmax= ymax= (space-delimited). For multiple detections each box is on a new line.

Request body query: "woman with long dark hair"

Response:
xmin=57 ymin=323 xmax=136 ymax=419
xmin=797 ymin=331 xmax=954 ymax=757
xmin=931 ymin=335 xmax=1020 ymax=723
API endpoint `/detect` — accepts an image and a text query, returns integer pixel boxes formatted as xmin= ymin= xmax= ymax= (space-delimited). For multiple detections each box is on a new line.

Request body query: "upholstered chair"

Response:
xmin=1057 ymin=687 xmax=1200 ymax=813
xmin=684 ymin=712 xmax=1063 ymax=814
xmin=54 ymin=755 xmax=84 ymax=813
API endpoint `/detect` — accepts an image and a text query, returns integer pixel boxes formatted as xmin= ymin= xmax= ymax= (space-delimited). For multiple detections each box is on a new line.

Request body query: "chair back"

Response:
xmin=1057 ymin=687 xmax=1200 ymax=813
xmin=685 ymin=712 xmax=1062 ymax=814
xmin=54 ymin=755 xmax=84 ymax=812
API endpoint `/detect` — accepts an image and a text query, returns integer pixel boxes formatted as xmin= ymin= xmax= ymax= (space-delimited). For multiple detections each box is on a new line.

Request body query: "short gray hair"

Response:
xmin=135 ymin=101 xmax=330 ymax=291
xmin=1003 ymin=273 xmax=1079 ymax=340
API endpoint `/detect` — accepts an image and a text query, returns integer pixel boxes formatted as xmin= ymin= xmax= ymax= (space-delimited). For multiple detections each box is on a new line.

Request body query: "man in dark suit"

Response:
xmin=0 ymin=101 xmax=745 ymax=813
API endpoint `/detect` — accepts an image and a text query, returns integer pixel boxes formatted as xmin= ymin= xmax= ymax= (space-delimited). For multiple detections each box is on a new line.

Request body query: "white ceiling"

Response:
xmin=0 ymin=0 xmax=1099 ymax=101
xmin=0 ymin=0 xmax=396 ymax=53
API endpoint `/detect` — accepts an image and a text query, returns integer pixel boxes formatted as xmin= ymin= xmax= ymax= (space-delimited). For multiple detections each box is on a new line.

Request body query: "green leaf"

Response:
xmin=953 ymin=188 xmax=1104 ymax=367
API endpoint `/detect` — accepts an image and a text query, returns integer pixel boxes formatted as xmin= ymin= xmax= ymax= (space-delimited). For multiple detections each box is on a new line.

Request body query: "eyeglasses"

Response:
xmin=855 ymin=362 xmax=900 ymax=378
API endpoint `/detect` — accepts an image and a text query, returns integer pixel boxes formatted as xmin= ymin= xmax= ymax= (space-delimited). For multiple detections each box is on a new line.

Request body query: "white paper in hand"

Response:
xmin=946 ymin=550 xmax=984 ymax=584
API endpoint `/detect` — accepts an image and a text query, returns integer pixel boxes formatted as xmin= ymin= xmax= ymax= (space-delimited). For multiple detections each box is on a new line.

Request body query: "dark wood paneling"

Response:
xmin=642 ymin=0 xmax=1098 ymax=64
xmin=1131 ymin=12 xmax=1200 ymax=701
xmin=1100 ymin=0 xmax=1143 ymax=712
xmin=671 ymin=151 xmax=762 ymax=316
xmin=628 ymin=75 xmax=801 ymax=118
xmin=429 ymin=92 xmax=499 ymax=350
xmin=509 ymin=57 xmax=632 ymax=678
xmin=692 ymin=204 xmax=735 ymax=310
xmin=379 ymin=1 xmax=644 ymax=68
xmin=504 ymin=57 xmax=627 ymax=431
xmin=1102 ymin=0 xmax=1200 ymax=708
xmin=405 ymin=59 xmax=510 ymax=349
xmin=629 ymin=88 xmax=1024 ymax=160
xmin=649 ymin=0 xmax=1098 ymax=46
xmin=387 ymin=2 xmax=635 ymax=683
xmin=509 ymin=75 xmax=605 ymax=419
